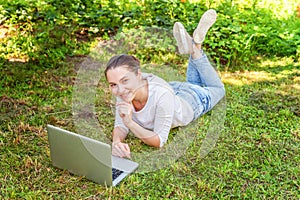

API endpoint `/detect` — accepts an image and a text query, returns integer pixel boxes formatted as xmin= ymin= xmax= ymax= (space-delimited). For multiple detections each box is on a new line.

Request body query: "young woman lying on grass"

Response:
xmin=104 ymin=9 xmax=225 ymax=158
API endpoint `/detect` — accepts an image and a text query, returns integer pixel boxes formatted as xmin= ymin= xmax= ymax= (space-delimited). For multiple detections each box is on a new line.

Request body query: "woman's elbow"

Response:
xmin=143 ymin=135 xmax=161 ymax=148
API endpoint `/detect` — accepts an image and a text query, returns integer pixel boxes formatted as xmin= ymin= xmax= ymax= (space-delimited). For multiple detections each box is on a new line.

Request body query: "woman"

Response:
xmin=105 ymin=9 xmax=225 ymax=158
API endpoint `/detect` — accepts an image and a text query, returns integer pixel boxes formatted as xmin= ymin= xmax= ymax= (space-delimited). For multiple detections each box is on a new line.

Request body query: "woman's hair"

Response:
xmin=105 ymin=54 xmax=140 ymax=78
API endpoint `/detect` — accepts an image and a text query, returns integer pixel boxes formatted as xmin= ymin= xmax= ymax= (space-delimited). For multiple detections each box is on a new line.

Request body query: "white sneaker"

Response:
xmin=173 ymin=22 xmax=193 ymax=54
xmin=193 ymin=9 xmax=217 ymax=44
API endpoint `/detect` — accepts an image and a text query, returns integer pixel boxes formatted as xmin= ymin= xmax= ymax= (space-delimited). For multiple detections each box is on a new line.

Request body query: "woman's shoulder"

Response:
xmin=142 ymin=73 xmax=168 ymax=86
xmin=142 ymin=73 xmax=173 ymax=96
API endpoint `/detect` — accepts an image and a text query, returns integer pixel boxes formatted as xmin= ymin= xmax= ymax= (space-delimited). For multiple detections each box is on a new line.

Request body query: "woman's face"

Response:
xmin=106 ymin=65 xmax=142 ymax=102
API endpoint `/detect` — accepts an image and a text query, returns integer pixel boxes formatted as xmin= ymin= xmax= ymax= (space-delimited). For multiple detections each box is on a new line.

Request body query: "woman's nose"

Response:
xmin=117 ymin=84 xmax=125 ymax=94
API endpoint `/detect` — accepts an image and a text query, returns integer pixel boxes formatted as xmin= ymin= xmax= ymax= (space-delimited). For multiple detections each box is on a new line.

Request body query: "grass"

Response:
xmin=1 ymin=52 xmax=299 ymax=199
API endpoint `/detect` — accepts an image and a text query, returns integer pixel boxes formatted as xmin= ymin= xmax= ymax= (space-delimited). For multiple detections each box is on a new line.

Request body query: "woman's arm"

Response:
xmin=117 ymin=101 xmax=161 ymax=148
xmin=112 ymin=126 xmax=128 ymax=143
xmin=126 ymin=121 xmax=161 ymax=148
xmin=112 ymin=126 xmax=131 ymax=158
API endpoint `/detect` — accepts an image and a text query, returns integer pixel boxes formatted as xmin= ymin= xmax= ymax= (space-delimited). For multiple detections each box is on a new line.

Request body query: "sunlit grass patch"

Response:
xmin=222 ymin=56 xmax=300 ymax=87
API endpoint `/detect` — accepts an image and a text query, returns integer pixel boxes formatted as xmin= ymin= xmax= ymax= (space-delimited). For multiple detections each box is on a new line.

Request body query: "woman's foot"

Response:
xmin=173 ymin=22 xmax=193 ymax=54
xmin=173 ymin=22 xmax=203 ymax=59
xmin=193 ymin=9 xmax=217 ymax=44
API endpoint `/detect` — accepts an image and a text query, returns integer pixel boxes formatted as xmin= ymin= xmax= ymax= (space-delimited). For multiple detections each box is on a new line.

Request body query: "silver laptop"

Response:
xmin=47 ymin=124 xmax=138 ymax=186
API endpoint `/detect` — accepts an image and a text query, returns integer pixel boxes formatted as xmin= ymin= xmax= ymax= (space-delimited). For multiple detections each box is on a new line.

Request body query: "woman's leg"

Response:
xmin=188 ymin=9 xmax=225 ymax=108
xmin=173 ymin=9 xmax=225 ymax=111
xmin=187 ymin=47 xmax=225 ymax=108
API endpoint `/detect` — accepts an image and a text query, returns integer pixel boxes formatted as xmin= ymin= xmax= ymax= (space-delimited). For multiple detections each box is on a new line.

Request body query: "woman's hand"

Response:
xmin=112 ymin=141 xmax=131 ymax=158
xmin=117 ymin=102 xmax=134 ymax=127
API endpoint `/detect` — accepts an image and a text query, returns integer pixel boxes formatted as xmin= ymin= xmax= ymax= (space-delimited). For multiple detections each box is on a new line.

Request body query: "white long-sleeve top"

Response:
xmin=114 ymin=73 xmax=193 ymax=147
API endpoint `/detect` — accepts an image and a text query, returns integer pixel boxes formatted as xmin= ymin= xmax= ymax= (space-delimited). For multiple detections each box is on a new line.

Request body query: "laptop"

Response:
xmin=46 ymin=124 xmax=139 ymax=186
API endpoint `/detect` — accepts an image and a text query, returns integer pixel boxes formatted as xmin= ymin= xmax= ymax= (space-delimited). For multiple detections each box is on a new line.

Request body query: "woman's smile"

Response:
xmin=120 ymin=91 xmax=133 ymax=101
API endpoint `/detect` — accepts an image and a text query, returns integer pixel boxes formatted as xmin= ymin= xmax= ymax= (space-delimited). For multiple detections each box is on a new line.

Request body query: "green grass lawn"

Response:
xmin=1 ymin=53 xmax=299 ymax=199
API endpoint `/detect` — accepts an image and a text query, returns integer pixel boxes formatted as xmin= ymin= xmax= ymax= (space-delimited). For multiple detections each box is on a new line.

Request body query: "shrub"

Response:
xmin=0 ymin=0 xmax=299 ymax=69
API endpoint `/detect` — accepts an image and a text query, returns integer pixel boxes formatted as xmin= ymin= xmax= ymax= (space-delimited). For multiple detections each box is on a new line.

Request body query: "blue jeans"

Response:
xmin=169 ymin=52 xmax=225 ymax=120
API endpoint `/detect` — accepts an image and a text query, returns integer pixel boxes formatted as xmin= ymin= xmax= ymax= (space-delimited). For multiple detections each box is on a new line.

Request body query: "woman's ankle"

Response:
xmin=191 ymin=44 xmax=203 ymax=59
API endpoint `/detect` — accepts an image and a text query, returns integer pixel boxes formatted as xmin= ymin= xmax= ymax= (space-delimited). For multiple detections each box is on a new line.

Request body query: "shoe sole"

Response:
xmin=173 ymin=22 xmax=193 ymax=54
xmin=193 ymin=9 xmax=217 ymax=44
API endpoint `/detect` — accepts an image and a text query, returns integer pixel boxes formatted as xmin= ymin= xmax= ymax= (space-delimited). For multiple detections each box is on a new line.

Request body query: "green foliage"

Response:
xmin=0 ymin=0 xmax=299 ymax=69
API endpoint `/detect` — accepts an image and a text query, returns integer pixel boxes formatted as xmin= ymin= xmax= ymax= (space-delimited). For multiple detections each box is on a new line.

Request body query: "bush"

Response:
xmin=0 ymin=0 xmax=299 ymax=69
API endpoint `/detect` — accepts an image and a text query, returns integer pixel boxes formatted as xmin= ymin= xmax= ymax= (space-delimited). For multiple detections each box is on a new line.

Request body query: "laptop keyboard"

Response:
xmin=112 ymin=168 xmax=124 ymax=180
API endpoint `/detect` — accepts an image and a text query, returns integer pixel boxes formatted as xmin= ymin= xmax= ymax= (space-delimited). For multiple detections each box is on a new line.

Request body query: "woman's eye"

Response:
xmin=110 ymin=84 xmax=117 ymax=88
xmin=122 ymin=79 xmax=128 ymax=84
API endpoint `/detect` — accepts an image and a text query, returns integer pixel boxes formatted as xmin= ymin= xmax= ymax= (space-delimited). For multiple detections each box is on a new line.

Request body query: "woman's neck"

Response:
xmin=132 ymin=80 xmax=148 ymax=111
